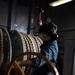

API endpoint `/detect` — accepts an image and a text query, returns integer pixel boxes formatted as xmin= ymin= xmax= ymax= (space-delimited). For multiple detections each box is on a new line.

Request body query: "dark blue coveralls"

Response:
xmin=31 ymin=39 xmax=59 ymax=75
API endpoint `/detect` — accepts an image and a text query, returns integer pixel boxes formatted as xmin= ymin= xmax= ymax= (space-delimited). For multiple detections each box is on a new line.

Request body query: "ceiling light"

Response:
xmin=49 ymin=0 xmax=72 ymax=7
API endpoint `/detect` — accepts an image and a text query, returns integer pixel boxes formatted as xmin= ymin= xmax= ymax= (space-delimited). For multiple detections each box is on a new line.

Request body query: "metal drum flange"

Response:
xmin=0 ymin=29 xmax=4 ymax=65
xmin=10 ymin=30 xmax=27 ymax=61
xmin=1 ymin=28 xmax=12 ymax=62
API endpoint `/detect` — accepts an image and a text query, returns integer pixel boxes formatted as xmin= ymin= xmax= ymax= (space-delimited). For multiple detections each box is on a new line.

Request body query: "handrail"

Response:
xmin=6 ymin=52 xmax=59 ymax=75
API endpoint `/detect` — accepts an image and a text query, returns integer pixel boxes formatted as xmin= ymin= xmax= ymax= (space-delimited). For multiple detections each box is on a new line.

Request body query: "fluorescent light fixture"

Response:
xmin=49 ymin=0 xmax=72 ymax=7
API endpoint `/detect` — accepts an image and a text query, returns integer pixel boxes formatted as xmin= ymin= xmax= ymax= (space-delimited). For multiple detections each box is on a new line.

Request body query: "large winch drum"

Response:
xmin=0 ymin=28 xmax=12 ymax=65
xmin=10 ymin=30 xmax=43 ymax=61
xmin=0 ymin=29 xmax=43 ymax=75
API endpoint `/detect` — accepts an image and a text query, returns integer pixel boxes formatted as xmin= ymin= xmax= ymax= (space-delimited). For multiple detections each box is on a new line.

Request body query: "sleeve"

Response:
xmin=31 ymin=42 xmax=56 ymax=67
xmin=45 ymin=40 xmax=58 ymax=62
xmin=31 ymin=57 xmax=41 ymax=68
